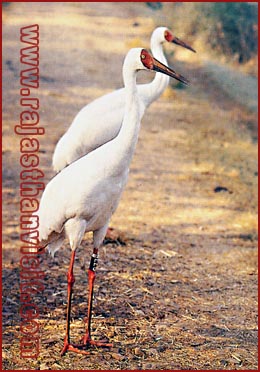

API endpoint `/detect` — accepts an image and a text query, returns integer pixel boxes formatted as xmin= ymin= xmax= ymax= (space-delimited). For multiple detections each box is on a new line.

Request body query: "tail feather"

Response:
xmin=47 ymin=236 xmax=65 ymax=258
xmin=26 ymin=214 xmax=65 ymax=255
xmin=39 ymin=230 xmax=65 ymax=257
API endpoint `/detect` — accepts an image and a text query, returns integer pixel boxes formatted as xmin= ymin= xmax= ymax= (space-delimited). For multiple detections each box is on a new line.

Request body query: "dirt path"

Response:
xmin=2 ymin=2 xmax=258 ymax=370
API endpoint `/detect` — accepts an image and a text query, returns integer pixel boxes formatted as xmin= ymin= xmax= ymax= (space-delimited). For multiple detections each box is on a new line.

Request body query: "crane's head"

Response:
xmin=140 ymin=49 xmax=189 ymax=85
xmin=152 ymin=26 xmax=196 ymax=53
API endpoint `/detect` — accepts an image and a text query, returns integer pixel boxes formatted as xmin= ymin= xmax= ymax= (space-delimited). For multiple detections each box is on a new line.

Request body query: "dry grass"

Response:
xmin=2 ymin=2 xmax=258 ymax=370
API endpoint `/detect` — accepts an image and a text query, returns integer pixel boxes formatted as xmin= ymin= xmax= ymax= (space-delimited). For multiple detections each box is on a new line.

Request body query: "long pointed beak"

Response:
xmin=172 ymin=36 xmax=196 ymax=53
xmin=152 ymin=57 xmax=189 ymax=85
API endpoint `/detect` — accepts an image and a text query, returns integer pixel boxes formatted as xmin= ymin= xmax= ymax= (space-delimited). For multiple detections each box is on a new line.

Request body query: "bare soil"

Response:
xmin=2 ymin=2 xmax=258 ymax=370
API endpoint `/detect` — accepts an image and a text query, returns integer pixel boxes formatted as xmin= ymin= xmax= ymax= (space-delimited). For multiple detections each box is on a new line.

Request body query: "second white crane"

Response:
xmin=52 ymin=27 xmax=195 ymax=172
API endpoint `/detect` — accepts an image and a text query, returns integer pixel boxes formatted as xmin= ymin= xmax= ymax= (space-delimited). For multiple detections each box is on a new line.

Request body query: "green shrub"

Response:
xmin=173 ymin=2 xmax=258 ymax=63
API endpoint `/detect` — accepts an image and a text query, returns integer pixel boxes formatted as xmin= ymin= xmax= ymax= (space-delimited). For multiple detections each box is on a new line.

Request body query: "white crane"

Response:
xmin=38 ymin=48 xmax=188 ymax=356
xmin=52 ymin=27 xmax=195 ymax=173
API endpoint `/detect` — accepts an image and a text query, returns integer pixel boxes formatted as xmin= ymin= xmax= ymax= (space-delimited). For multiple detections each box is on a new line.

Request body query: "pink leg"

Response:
xmin=82 ymin=248 xmax=113 ymax=348
xmin=61 ymin=250 xmax=90 ymax=356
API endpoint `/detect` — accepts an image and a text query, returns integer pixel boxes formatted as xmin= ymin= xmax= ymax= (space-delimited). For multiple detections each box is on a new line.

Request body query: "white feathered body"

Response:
xmin=52 ymin=87 xmax=146 ymax=172
xmin=39 ymin=144 xmax=129 ymax=245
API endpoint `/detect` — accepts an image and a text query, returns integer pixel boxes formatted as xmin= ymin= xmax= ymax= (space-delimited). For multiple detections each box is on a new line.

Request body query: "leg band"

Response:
xmin=89 ymin=253 xmax=98 ymax=271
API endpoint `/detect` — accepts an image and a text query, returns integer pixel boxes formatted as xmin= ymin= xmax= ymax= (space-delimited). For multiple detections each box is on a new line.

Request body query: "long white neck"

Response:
xmin=110 ymin=61 xmax=140 ymax=173
xmin=140 ymin=39 xmax=170 ymax=107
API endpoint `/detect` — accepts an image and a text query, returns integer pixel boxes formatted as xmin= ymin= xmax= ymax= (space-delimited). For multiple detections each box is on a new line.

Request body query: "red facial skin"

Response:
xmin=164 ymin=30 xmax=174 ymax=42
xmin=140 ymin=49 xmax=154 ymax=70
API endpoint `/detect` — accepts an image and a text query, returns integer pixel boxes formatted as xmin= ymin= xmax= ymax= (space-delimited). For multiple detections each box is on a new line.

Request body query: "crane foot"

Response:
xmin=61 ymin=341 xmax=90 ymax=356
xmin=82 ymin=334 xmax=113 ymax=348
